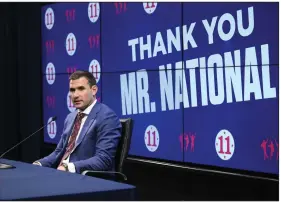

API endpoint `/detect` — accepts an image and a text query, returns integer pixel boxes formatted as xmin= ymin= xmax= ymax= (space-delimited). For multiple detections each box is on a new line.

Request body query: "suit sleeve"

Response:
xmin=73 ymin=110 xmax=121 ymax=173
xmin=36 ymin=116 xmax=69 ymax=168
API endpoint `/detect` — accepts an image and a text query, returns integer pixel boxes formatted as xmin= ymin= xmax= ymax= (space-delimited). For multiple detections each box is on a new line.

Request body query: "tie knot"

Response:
xmin=77 ymin=112 xmax=85 ymax=120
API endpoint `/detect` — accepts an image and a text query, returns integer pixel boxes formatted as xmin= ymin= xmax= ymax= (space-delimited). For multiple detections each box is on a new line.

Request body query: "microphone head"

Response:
xmin=51 ymin=116 xmax=57 ymax=121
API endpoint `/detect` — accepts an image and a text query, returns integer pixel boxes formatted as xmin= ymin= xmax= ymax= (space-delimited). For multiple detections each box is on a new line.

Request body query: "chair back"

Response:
xmin=115 ymin=118 xmax=133 ymax=173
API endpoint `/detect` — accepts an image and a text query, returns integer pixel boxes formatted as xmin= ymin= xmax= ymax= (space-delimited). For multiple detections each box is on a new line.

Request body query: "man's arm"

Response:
xmin=73 ymin=112 xmax=121 ymax=174
xmin=33 ymin=117 xmax=69 ymax=168
xmin=35 ymin=135 xmax=66 ymax=167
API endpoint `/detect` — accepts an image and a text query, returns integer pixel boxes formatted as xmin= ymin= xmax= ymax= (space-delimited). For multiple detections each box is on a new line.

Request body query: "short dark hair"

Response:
xmin=69 ymin=70 xmax=96 ymax=86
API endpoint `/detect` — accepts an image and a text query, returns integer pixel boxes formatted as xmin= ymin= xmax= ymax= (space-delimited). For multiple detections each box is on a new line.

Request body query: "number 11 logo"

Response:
xmin=143 ymin=2 xmax=157 ymax=14
xmin=47 ymin=117 xmax=57 ymax=139
xmin=88 ymin=3 xmax=100 ymax=23
xmin=144 ymin=125 xmax=160 ymax=152
xmin=88 ymin=59 xmax=101 ymax=84
xmin=215 ymin=129 xmax=235 ymax=160
xmin=66 ymin=33 xmax=77 ymax=56
xmin=45 ymin=7 xmax=54 ymax=30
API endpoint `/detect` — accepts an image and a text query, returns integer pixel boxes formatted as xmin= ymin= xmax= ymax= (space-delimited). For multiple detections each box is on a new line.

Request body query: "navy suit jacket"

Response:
xmin=38 ymin=102 xmax=122 ymax=174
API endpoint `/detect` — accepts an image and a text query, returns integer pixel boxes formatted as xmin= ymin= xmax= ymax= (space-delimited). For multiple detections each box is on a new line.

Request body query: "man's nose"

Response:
xmin=73 ymin=91 xmax=79 ymax=98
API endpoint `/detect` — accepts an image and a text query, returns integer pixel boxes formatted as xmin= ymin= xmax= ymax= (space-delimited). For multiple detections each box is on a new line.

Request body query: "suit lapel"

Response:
xmin=74 ymin=102 xmax=101 ymax=149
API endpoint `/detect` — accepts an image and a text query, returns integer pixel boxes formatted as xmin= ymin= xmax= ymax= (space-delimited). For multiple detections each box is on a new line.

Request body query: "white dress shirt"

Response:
xmin=63 ymin=99 xmax=97 ymax=173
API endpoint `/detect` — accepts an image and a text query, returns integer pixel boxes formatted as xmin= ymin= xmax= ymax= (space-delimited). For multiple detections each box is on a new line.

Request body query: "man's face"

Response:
xmin=69 ymin=77 xmax=97 ymax=110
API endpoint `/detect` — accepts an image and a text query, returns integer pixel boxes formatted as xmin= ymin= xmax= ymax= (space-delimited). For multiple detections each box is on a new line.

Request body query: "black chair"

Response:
xmin=81 ymin=118 xmax=133 ymax=182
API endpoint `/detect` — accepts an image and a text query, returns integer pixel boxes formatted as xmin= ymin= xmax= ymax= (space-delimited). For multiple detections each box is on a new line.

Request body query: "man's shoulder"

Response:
xmin=95 ymin=102 xmax=119 ymax=120
xmin=96 ymin=102 xmax=120 ymax=119
xmin=98 ymin=102 xmax=115 ymax=113
xmin=97 ymin=103 xmax=121 ymax=129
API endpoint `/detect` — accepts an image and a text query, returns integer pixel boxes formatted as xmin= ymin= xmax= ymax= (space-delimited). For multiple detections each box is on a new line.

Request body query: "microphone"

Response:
xmin=0 ymin=116 xmax=57 ymax=169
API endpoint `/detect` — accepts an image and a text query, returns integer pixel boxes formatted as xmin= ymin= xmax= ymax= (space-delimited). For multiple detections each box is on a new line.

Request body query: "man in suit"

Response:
xmin=33 ymin=71 xmax=121 ymax=174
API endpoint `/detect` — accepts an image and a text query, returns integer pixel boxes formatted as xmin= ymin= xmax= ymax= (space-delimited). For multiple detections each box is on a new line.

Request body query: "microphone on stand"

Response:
xmin=0 ymin=116 xmax=57 ymax=169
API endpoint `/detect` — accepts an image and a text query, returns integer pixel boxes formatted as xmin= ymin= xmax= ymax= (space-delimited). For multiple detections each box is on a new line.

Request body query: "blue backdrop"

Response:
xmin=42 ymin=2 xmax=279 ymax=175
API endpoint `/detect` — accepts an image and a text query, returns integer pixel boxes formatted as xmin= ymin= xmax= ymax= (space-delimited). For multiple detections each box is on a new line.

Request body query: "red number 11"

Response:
xmin=91 ymin=65 xmax=98 ymax=79
xmin=46 ymin=12 xmax=53 ymax=25
xmin=218 ymin=136 xmax=231 ymax=154
xmin=49 ymin=122 xmax=55 ymax=134
xmin=67 ymin=38 xmax=75 ymax=51
xmin=145 ymin=3 xmax=155 ymax=8
xmin=147 ymin=130 xmax=157 ymax=147
xmin=90 ymin=4 xmax=97 ymax=18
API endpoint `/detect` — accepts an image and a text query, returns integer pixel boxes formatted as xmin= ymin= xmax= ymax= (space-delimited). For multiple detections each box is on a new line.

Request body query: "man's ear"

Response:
xmin=91 ymin=85 xmax=98 ymax=96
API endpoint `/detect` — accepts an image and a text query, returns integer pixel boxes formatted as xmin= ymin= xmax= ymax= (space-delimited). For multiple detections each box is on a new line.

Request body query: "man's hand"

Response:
xmin=57 ymin=166 xmax=67 ymax=171
xmin=32 ymin=161 xmax=42 ymax=166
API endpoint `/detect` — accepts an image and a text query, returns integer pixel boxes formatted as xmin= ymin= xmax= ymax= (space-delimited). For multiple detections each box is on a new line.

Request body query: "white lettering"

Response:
xmin=261 ymin=44 xmax=276 ymax=99
xmin=159 ymin=64 xmax=174 ymax=111
xmin=244 ymin=46 xmax=262 ymax=101
xmin=202 ymin=17 xmax=218 ymax=44
xmin=120 ymin=73 xmax=138 ymax=115
xmin=136 ymin=70 xmax=150 ymax=113
xmin=128 ymin=38 xmax=139 ymax=62
xmin=208 ymin=54 xmax=225 ymax=105
xmin=218 ymin=13 xmax=236 ymax=41
xmin=140 ymin=35 xmax=152 ymax=60
xmin=224 ymin=50 xmax=243 ymax=103
xmin=153 ymin=32 xmax=167 ymax=57
xmin=183 ymin=23 xmax=197 ymax=50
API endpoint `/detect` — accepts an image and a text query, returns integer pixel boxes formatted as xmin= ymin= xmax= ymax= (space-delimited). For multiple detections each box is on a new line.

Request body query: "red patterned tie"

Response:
xmin=59 ymin=112 xmax=85 ymax=166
